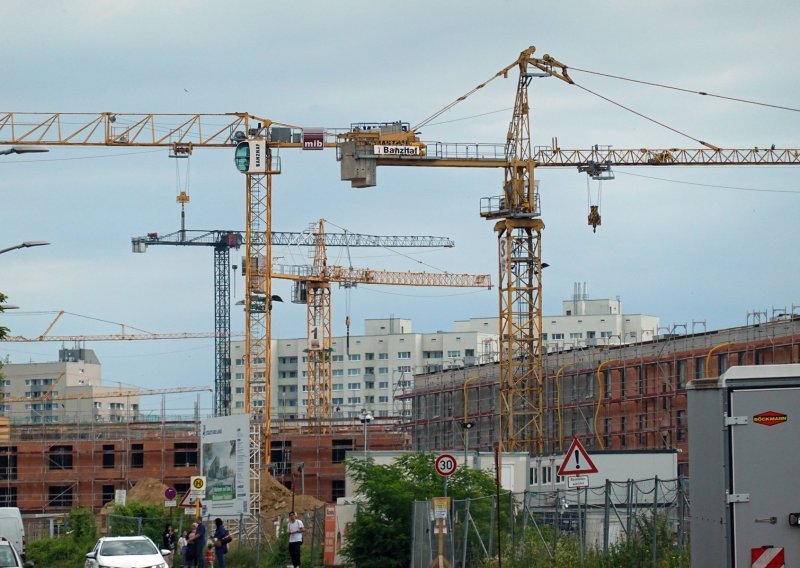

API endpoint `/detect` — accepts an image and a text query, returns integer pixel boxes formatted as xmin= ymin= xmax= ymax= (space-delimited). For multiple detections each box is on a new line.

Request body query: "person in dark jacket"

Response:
xmin=212 ymin=518 xmax=229 ymax=568
xmin=162 ymin=523 xmax=176 ymax=567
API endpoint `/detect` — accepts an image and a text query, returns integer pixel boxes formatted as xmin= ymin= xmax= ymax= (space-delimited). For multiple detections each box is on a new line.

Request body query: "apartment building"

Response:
xmin=0 ymin=348 xmax=140 ymax=424
xmin=455 ymin=283 xmax=659 ymax=350
xmin=230 ymin=317 xmax=499 ymax=420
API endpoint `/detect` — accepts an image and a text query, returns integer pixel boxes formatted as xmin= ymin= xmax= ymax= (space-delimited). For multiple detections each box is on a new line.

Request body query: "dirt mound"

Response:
xmin=127 ymin=478 xmax=170 ymax=506
xmin=260 ymin=472 xmax=323 ymax=517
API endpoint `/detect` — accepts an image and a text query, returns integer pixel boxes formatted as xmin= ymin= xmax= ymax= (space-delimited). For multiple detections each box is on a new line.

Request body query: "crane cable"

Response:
xmin=569 ymin=67 xmax=800 ymax=113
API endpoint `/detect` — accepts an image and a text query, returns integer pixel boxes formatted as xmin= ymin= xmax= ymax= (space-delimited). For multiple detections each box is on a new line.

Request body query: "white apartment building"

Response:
xmin=0 ymin=348 xmax=141 ymax=424
xmin=454 ymin=284 xmax=659 ymax=351
xmin=229 ymin=317 xmax=500 ymax=420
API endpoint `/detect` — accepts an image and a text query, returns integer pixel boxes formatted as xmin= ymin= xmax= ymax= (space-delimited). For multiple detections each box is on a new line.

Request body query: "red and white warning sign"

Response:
xmin=557 ymin=437 xmax=598 ymax=476
xmin=751 ymin=546 xmax=784 ymax=568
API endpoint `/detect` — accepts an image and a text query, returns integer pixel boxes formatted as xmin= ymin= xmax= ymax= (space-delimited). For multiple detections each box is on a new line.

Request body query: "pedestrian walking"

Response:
xmin=287 ymin=511 xmax=304 ymax=568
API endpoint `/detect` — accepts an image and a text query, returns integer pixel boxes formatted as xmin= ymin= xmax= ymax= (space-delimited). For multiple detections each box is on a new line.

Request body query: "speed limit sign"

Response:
xmin=434 ymin=454 xmax=457 ymax=477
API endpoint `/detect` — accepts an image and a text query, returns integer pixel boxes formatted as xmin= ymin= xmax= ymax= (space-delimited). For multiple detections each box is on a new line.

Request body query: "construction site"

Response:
xmin=2 ymin=22 xmax=800 ymax=565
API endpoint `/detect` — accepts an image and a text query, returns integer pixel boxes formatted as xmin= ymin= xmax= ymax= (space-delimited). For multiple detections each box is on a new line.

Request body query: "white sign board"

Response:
xmin=372 ymin=145 xmax=420 ymax=156
xmin=308 ymin=325 xmax=322 ymax=351
xmin=115 ymin=489 xmax=126 ymax=506
xmin=190 ymin=476 xmax=206 ymax=497
xmin=201 ymin=414 xmax=251 ymax=516
xmin=247 ymin=140 xmax=268 ymax=173
xmin=567 ymin=476 xmax=589 ymax=488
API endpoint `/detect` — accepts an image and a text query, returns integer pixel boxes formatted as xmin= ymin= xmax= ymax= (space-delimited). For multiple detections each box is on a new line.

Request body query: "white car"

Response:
xmin=0 ymin=540 xmax=33 ymax=568
xmin=84 ymin=536 xmax=170 ymax=568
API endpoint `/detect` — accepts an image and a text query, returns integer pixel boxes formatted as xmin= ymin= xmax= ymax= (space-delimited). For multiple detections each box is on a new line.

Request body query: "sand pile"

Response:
xmin=260 ymin=472 xmax=324 ymax=517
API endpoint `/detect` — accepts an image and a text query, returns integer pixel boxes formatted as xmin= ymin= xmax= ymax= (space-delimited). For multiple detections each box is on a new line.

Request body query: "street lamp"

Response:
xmin=0 ymin=146 xmax=49 ymax=156
xmin=0 ymin=241 xmax=50 ymax=256
xmin=360 ymin=409 xmax=373 ymax=459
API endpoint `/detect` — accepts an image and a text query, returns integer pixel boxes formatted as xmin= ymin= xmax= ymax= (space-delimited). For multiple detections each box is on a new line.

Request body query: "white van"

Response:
xmin=0 ymin=508 xmax=24 ymax=558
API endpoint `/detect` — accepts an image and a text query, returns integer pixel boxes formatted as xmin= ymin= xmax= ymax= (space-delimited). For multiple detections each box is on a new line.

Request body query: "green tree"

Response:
xmin=341 ymin=453 xmax=498 ymax=568
xmin=27 ymin=507 xmax=97 ymax=568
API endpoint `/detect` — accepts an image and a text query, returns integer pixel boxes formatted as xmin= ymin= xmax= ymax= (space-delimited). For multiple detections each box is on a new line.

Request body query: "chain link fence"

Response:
xmin=412 ymin=477 xmax=689 ymax=567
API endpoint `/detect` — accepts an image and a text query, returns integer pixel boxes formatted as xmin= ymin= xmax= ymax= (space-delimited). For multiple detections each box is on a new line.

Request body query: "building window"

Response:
xmin=332 ymin=355 xmax=344 ymax=362
xmin=333 ymin=383 xmax=344 ymax=391
xmin=677 ymin=360 xmax=686 ymax=389
xmin=331 ymin=480 xmax=346 ymax=500
xmin=378 ymin=396 xmax=389 ymax=403
xmin=365 ymin=353 xmax=374 ymax=361
xmin=0 ymin=447 xmax=17 ymax=480
xmin=552 ymin=333 xmax=565 ymax=340
xmin=174 ymin=442 xmax=198 ymax=467
xmin=379 ymin=353 xmax=389 ymax=360
xmin=676 ymin=410 xmax=686 ymax=441
xmin=103 ymin=444 xmax=115 ymax=469
xmin=397 ymin=366 xmax=411 ymax=373
xmin=348 ymin=354 xmax=361 ymax=361
xmin=379 ymin=368 xmax=388 ymax=375
xmin=447 ymin=350 xmax=461 ymax=358
xmin=333 ymin=370 xmax=344 ymax=377
xmin=131 ymin=443 xmax=144 ymax=469
xmin=423 ymin=351 xmax=443 ymax=359
xmin=347 ymin=397 xmax=361 ymax=404
xmin=398 ymin=352 xmax=411 ymax=359
xmin=49 ymin=485 xmax=73 ymax=508
xmin=348 ymin=369 xmax=361 ymax=376
xmin=569 ymin=332 xmax=583 ymax=339
xmin=102 ymin=484 xmax=115 ymax=506
xmin=49 ymin=445 xmax=73 ymax=470
xmin=332 ymin=439 xmax=353 ymax=464
xmin=379 ymin=381 xmax=389 ymax=389
xmin=638 ymin=367 xmax=645 ymax=395
xmin=0 ymin=488 xmax=17 ymax=507
xmin=603 ymin=370 xmax=611 ymax=399
xmin=347 ymin=383 xmax=361 ymax=390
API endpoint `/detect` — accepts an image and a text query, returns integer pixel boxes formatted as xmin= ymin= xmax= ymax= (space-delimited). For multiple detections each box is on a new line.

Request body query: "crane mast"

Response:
xmin=337 ymin=46 xmax=800 ymax=457
xmin=272 ymin=219 xmax=490 ymax=434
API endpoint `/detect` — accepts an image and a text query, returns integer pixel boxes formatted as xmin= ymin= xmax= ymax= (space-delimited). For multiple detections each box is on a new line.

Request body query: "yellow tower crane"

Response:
xmin=337 ymin=46 xmax=800 ymax=456
xmin=271 ymin=218 xmax=491 ymax=434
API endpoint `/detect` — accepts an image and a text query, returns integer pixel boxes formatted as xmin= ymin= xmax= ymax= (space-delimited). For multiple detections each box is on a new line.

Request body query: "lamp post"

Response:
xmin=360 ymin=409 xmax=373 ymax=459
xmin=296 ymin=463 xmax=305 ymax=495
xmin=461 ymin=376 xmax=478 ymax=467
xmin=0 ymin=241 xmax=50 ymax=256
xmin=0 ymin=146 xmax=49 ymax=156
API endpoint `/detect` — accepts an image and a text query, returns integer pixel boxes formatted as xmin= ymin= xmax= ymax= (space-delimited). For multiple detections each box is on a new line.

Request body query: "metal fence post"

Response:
xmin=652 ymin=475 xmax=659 ymax=567
xmin=603 ymin=479 xmax=611 ymax=553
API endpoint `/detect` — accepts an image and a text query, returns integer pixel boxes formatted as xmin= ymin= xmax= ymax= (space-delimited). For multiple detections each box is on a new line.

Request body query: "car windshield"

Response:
xmin=100 ymin=539 xmax=159 ymax=556
xmin=0 ymin=547 xmax=18 ymax=567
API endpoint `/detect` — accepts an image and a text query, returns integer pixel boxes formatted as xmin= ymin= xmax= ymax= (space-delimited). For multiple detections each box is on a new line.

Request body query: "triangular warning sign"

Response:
xmin=178 ymin=491 xmax=199 ymax=509
xmin=557 ymin=437 xmax=598 ymax=476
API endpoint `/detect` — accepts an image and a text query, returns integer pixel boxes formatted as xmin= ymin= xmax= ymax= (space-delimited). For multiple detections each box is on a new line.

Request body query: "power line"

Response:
xmin=616 ymin=170 xmax=800 ymax=194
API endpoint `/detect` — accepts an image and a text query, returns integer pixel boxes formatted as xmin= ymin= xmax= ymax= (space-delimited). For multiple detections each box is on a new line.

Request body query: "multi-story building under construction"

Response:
xmin=404 ymin=313 xmax=800 ymax=477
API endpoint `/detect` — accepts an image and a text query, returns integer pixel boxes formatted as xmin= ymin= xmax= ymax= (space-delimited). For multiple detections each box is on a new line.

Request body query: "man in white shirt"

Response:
xmin=287 ymin=511 xmax=305 ymax=568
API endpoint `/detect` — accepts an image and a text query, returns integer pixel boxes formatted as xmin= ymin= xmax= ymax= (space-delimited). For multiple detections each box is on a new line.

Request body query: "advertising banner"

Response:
xmin=200 ymin=414 xmax=250 ymax=516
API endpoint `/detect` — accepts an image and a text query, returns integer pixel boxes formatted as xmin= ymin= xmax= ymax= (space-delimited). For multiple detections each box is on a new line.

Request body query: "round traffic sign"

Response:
xmin=165 ymin=487 xmax=177 ymax=500
xmin=435 ymin=454 xmax=458 ymax=477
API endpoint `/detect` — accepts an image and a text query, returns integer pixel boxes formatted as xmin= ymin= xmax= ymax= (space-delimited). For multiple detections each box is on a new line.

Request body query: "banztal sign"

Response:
xmin=373 ymin=145 xmax=420 ymax=156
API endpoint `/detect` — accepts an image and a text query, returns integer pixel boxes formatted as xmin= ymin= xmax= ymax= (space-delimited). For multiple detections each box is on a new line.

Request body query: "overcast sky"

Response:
xmin=2 ymin=1 xmax=799 ymax=414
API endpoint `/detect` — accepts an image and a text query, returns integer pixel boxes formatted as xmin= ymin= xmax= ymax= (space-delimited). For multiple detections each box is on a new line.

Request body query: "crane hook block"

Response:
xmin=588 ymin=205 xmax=601 ymax=233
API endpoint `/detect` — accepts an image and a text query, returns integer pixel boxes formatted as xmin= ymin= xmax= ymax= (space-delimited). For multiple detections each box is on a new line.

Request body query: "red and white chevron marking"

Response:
xmin=751 ymin=547 xmax=784 ymax=568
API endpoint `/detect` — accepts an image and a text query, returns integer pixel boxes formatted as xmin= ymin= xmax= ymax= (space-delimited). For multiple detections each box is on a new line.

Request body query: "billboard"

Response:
xmin=200 ymin=414 xmax=250 ymax=516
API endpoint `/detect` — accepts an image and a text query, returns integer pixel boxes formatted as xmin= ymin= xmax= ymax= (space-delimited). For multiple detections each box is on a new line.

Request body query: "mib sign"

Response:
xmin=234 ymin=140 xmax=268 ymax=173
xmin=302 ymin=128 xmax=324 ymax=150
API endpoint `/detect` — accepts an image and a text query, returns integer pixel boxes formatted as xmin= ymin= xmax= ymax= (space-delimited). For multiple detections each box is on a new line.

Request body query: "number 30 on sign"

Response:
xmin=435 ymin=454 xmax=457 ymax=477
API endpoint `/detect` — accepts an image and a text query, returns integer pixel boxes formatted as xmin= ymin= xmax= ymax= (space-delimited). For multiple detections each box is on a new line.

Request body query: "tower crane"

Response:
xmin=271 ymin=219 xmax=492 ymax=434
xmin=0 ymin=112 xmax=338 ymax=520
xmin=131 ymin=224 xmax=455 ymax=417
xmin=337 ymin=46 xmax=800 ymax=455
